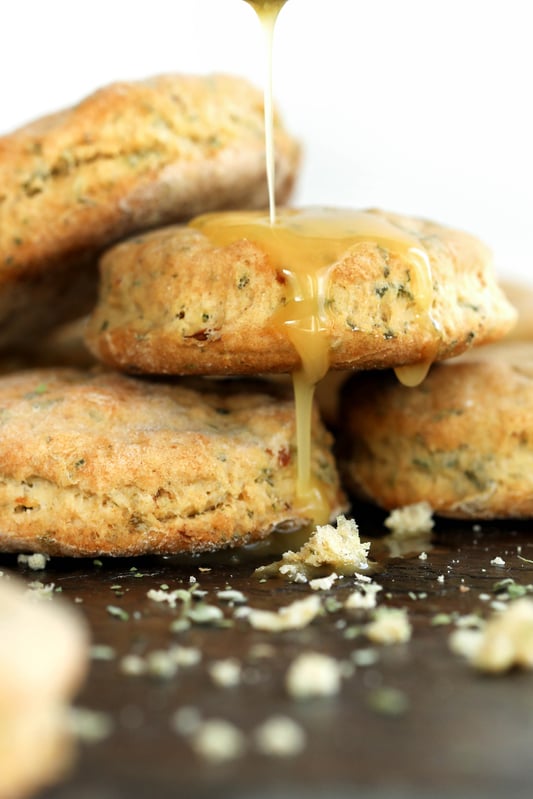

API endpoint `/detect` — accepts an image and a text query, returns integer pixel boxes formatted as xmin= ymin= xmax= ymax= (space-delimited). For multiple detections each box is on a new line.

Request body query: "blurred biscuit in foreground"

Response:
xmin=85 ymin=209 xmax=516 ymax=376
xmin=339 ymin=342 xmax=533 ymax=519
xmin=0 ymin=577 xmax=88 ymax=799
xmin=0 ymin=369 xmax=343 ymax=557
xmin=0 ymin=74 xmax=299 ymax=349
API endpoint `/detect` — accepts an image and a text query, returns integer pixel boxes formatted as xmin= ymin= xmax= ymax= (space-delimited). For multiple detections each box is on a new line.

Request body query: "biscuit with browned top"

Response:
xmin=85 ymin=209 xmax=516 ymax=375
xmin=339 ymin=342 xmax=533 ymax=519
xmin=0 ymin=74 xmax=299 ymax=349
xmin=0 ymin=369 xmax=343 ymax=556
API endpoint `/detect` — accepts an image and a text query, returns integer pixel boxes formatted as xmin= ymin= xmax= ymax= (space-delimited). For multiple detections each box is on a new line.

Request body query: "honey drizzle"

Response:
xmin=190 ymin=208 xmax=434 ymax=523
xmin=244 ymin=0 xmax=288 ymax=224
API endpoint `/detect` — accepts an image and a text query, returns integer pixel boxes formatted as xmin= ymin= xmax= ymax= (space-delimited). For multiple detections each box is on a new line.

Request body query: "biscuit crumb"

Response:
xmin=450 ymin=598 xmax=533 ymax=673
xmin=191 ymin=719 xmax=246 ymax=763
xmin=345 ymin=582 xmax=383 ymax=611
xmin=285 ymin=652 xmax=342 ymax=699
xmin=257 ymin=515 xmax=370 ymax=582
xmin=254 ymin=715 xmax=306 ymax=757
xmin=309 ymin=573 xmax=339 ymax=591
xmin=248 ymin=595 xmax=322 ymax=632
xmin=490 ymin=556 xmax=506 ymax=567
xmin=384 ymin=502 xmax=434 ymax=536
xmin=17 ymin=553 xmax=49 ymax=571
xmin=365 ymin=607 xmax=411 ymax=645
xmin=208 ymin=659 xmax=242 ymax=688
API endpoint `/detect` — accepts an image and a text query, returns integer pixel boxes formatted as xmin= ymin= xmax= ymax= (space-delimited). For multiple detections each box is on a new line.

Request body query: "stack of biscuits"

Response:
xmin=0 ymin=73 xmax=526 ymax=558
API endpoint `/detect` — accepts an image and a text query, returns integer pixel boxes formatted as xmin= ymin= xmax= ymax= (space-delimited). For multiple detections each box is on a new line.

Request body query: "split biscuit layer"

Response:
xmin=0 ymin=369 xmax=343 ymax=556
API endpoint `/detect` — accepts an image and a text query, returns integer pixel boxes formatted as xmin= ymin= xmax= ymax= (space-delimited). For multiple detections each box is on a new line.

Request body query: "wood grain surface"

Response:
xmin=3 ymin=507 xmax=533 ymax=799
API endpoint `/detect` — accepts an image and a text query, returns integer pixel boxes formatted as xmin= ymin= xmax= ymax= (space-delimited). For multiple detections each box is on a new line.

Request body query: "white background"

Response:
xmin=1 ymin=0 xmax=531 ymax=282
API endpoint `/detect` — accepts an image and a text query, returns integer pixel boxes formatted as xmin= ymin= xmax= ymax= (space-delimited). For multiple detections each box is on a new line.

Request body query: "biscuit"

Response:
xmin=0 ymin=369 xmax=344 ymax=556
xmin=0 ymin=577 xmax=88 ymax=799
xmin=339 ymin=342 xmax=533 ymax=519
xmin=84 ymin=209 xmax=516 ymax=376
xmin=0 ymin=74 xmax=299 ymax=349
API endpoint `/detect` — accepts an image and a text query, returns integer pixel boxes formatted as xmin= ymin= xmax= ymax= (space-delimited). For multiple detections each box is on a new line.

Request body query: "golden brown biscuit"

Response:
xmin=85 ymin=209 xmax=516 ymax=376
xmin=339 ymin=342 xmax=533 ymax=519
xmin=0 ymin=369 xmax=343 ymax=556
xmin=0 ymin=74 xmax=299 ymax=350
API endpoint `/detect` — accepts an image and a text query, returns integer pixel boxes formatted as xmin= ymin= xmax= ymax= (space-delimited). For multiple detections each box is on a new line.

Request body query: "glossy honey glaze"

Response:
xmin=190 ymin=207 xmax=433 ymax=523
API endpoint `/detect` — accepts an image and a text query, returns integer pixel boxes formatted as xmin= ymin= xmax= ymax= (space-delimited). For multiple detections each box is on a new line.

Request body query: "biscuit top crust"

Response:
xmin=0 ymin=74 xmax=300 ymax=348
xmin=86 ymin=207 xmax=517 ymax=376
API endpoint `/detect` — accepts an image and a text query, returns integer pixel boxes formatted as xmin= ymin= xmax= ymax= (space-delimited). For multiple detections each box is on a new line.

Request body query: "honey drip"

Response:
xmin=190 ymin=207 xmax=433 ymax=523
xmin=244 ymin=0 xmax=288 ymax=223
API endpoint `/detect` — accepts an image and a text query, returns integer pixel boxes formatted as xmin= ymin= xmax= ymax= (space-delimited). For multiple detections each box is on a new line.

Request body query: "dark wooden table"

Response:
xmin=4 ymin=508 xmax=533 ymax=799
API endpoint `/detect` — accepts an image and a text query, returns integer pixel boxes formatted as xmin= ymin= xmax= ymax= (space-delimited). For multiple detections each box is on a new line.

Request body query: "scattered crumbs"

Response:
xmin=450 ymin=598 xmax=533 ymax=673
xmin=254 ymin=715 xmax=306 ymax=757
xmin=437 ymin=575 xmax=445 ymax=584
xmin=365 ymin=607 xmax=411 ymax=645
xmin=384 ymin=501 xmax=434 ymax=536
xmin=494 ymin=578 xmax=533 ymax=600
xmin=74 ymin=597 xmax=84 ymax=604
xmin=120 ymin=654 xmax=147 ymax=676
xmin=418 ymin=552 xmax=428 ymax=561
xmin=367 ymin=686 xmax=409 ymax=717
xmin=208 ymin=659 xmax=242 ymax=688
xmin=324 ymin=596 xmax=343 ymax=613
xmin=248 ymin=595 xmax=322 ymax=632
xmin=189 ymin=576 xmax=198 ymax=584
xmin=190 ymin=719 xmax=246 ymax=763
xmin=147 ymin=588 xmax=182 ymax=608
xmin=198 ymin=567 xmax=212 ymax=573
xmin=68 ymin=707 xmax=114 ymax=743
xmin=187 ymin=603 xmax=224 ymax=625
xmin=459 ymin=585 xmax=470 ymax=593
xmin=479 ymin=593 xmax=491 ymax=602
xmin=490 ymin=600 xmax=508 ymax=612
xmin=217 ymin=589 xmax=247 ymax=604
xmin=233 ymin=606 xmax=251 ymax=619
xmin=454 ymin=613 xmax=484 ymax=629
xmin=431 ymin=613 xmax=454 ymax=627
xmin=170 ymin=645 xmax=201 ymax=667
xmin=17 ymin=553 xmax=49 ymax=571
xmin=351 ymin=648 xmax=379 ymax=667
xmin=106 ymin=605 xmax=129 ymax=622
xmin=472 ymin=524 xmax=482 ymax=533
xmin=279 ymin=566 xmax=308 ymax=583
xmin=26 ymin=581 xmax=55 ymax=600
xmin=145 ymin=650 xmax=179 ymax=680
xmin=285 ymin=652 xmax=342 ymax=699
xmin=248 ymin=643 xmax=276 ymax=660
xmin=171 ymin=705 xmax=202 ymax=736
xmin=90 ymin=644 xmax=116 ymax=661
xmin=170 ymin=618 xmax=192 ymax=633
xmin=490 ymin=556 xmax=506 ymax=567
xmin=345 ymin=582 xmax=382 ymax=611
xmin=256 ymin=514 xmax=371 ymax=582
xmin=309 ymin=573 xmax=339 ymax=591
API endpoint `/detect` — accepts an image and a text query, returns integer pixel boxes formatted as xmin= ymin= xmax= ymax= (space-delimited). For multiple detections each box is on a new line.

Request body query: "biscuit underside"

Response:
xmin=85 ymin=210 xmax=517 ymax=375
xmin=0 ymin=370 xmax=343 ymax=556
xmin=0 ymin=74 xmax=299 ymax=349
xmin=340 ymin=354 xmax=533 ymax=519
